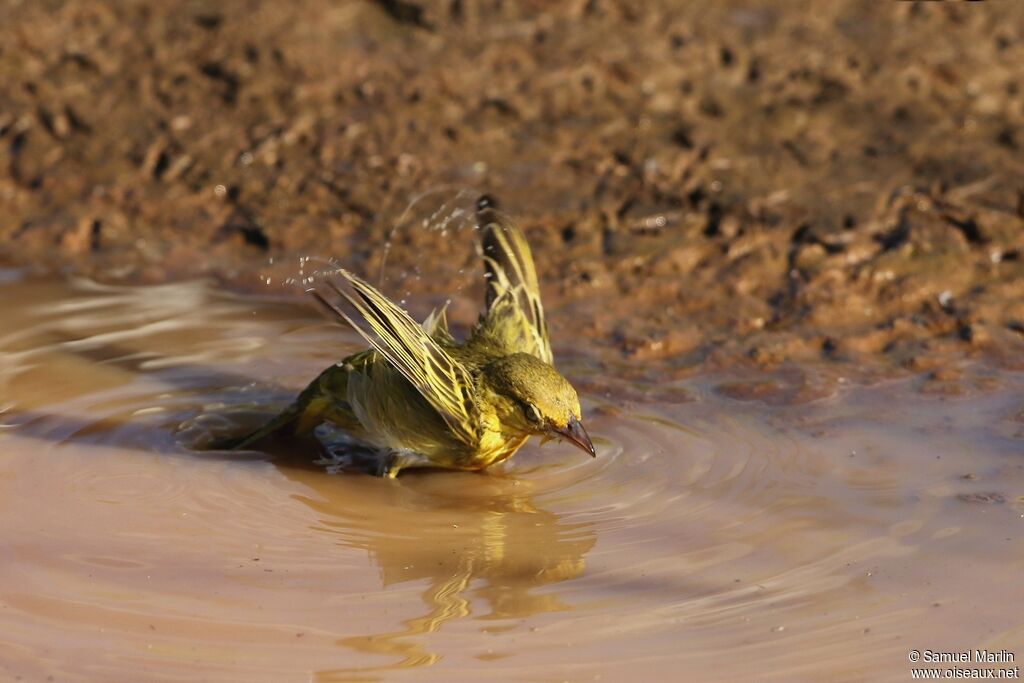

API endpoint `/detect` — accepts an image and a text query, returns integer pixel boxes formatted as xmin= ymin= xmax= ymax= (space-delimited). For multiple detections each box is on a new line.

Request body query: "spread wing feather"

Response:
xmin=309 ymin=270 xmax=479 ymax=447
xmin=421 ymin=302 xmax=454 ymax=345
xmin=478 ymin=205 xmax=553 ymax=363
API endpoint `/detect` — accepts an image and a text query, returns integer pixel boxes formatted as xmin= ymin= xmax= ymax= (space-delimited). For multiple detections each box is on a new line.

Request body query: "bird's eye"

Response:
xmin=523 ymin=403 xmax=542 ymax=424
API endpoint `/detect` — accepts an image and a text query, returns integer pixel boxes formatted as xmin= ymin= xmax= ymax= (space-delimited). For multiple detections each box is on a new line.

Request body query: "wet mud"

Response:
xmin=1 ymin=1 xmax=1023 ymax=377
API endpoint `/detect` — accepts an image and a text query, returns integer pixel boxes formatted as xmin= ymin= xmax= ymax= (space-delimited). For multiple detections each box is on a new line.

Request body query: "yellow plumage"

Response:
xmin=221 ymin=196 xmax=594 ymax=477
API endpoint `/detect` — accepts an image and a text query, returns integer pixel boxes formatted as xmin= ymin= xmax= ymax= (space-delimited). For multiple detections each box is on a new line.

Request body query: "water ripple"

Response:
xmin=1 ymin=276 xmax=1022 ymax=682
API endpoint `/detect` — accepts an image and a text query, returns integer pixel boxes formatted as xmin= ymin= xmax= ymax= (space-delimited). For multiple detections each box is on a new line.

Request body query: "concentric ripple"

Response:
xmin=0 ymin=274 xmax=1022 ymax=682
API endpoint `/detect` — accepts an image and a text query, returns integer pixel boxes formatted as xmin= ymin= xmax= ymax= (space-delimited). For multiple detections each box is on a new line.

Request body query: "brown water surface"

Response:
xmin=0 ymin=272 xmax=1021 ymax=682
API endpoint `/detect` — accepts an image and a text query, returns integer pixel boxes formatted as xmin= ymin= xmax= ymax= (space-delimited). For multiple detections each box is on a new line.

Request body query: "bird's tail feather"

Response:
xmin=208 ymin=403 xmax=302 ymax=450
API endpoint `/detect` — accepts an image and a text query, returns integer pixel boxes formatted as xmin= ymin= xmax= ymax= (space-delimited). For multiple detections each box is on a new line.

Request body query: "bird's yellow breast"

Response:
xmin=459 ymin=398 xmax=530 ymax=470
xmin=470 ymin=431 xmax=529 ymax=470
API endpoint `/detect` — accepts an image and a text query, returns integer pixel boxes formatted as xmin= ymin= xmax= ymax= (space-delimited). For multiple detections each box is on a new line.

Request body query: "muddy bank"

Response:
xmin=1 ymin=0 xmax=1023 ymax=378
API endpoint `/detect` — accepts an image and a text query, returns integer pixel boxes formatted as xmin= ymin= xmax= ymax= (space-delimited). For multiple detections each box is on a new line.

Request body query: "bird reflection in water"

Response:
xmin=276 ymin=460 xmax=595 ymax=679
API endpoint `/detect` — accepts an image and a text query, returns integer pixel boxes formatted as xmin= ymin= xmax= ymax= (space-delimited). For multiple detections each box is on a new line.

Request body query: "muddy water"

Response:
xmin=0 ymin=272 xmax=1021 ymax=682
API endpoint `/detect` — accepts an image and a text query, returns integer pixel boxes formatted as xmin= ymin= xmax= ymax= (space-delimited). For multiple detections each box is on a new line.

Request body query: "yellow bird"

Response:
xmin=221 ymin=196 xmax=595 ymax=477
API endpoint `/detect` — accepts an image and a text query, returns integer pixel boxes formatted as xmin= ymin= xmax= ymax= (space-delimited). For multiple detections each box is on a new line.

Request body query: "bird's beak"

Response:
xmin=553 ymin=416 xmax=596 ymax=457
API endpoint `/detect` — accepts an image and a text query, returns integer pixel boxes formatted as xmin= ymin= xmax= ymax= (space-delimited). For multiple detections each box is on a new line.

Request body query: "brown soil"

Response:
xmin=2 ymin=0 xmax=1023 ymax=380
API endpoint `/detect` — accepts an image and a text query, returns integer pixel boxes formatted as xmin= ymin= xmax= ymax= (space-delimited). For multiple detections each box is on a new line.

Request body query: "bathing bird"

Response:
xmin=220 ymin=196 xmax=595 ymax=477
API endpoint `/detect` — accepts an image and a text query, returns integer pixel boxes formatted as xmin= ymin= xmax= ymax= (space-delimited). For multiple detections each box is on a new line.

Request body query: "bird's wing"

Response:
xmin=309 ymin=270 xmax=479 ymax=447
xmin=477 ymin=205 xmax=554 ymax=364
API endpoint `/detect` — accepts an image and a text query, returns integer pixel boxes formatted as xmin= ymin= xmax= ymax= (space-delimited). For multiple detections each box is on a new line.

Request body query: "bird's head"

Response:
xmin=481 ymin=352 xmax=595 ymax=457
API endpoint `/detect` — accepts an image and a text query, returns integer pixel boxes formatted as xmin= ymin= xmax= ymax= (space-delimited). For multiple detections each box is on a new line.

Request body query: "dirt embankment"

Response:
xmin=2 ymin=1 xmax=1023 ymax=386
